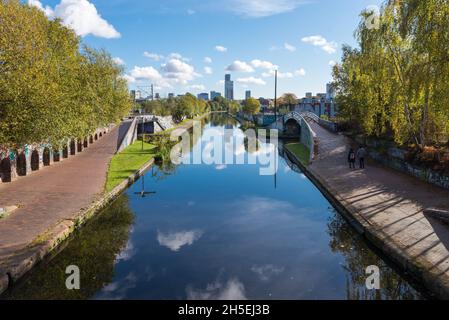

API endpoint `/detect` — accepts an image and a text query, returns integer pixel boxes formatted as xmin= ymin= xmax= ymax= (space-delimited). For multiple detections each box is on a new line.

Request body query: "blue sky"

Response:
xmin=29 ymin=0 xmax=383 ymax=99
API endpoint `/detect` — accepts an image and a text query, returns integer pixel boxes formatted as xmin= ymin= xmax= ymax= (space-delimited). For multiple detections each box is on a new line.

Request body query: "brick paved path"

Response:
xmin=307 ymin=121 xmax=449 ymax=297
xmin=0 ymin=125 xmax=122 ymax=264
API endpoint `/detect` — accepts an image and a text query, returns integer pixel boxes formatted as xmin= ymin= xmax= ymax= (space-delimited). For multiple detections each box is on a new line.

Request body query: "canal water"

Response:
xmin=3 ymin=114 xmax=424 ymax=299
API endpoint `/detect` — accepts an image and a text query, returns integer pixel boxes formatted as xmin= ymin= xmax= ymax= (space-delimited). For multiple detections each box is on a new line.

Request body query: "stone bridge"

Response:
xmin=266 ymin=111 xmax=316 ymax=163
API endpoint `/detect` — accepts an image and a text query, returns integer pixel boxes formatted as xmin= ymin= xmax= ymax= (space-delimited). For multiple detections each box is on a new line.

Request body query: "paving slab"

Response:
xmin=0 ymin=126 xmax=122 ymax=291
xmin=306 ymin=121 xmax=449 ymax=298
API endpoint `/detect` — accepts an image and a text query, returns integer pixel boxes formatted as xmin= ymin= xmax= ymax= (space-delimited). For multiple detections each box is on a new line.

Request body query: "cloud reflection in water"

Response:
xmin=157 ymin=230 xmax=203 ymax=252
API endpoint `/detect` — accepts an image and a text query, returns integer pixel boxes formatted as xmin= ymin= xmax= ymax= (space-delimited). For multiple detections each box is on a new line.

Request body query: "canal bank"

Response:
xmin=284 ymin=121 xmax=449 ymax=299
xmin=0 ymin=153 xmax=154 ymax=296
xmin=0 ymin=113 xmax=210 ymax=295
xmin=2 ymin=114 xmax=424 ymax=299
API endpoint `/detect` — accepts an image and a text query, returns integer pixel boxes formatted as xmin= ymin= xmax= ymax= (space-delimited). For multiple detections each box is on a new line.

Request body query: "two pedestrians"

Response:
xmin=347 ymin=146 xmax=367 ymax=169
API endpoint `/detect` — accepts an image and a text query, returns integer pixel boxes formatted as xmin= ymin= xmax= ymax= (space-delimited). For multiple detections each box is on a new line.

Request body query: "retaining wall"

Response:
xmin=354 ymin=136 xmax=449 ymax=191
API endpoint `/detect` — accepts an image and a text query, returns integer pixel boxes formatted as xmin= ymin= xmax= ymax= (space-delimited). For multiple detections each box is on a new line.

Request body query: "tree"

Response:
xmin=281 ymin=93 xmax=298 ymax=111
xmin=332 ymin=0 xmax=449 ymax=149
xmin=242 ymin=97 xmax=260 ymax=115
xmin=0 ymin=1 xmax=132 ymax=150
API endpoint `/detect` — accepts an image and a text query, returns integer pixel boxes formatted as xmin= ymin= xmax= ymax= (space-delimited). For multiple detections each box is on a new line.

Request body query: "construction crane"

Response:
xmin=137 ymin=84 xmax=154 ymax=100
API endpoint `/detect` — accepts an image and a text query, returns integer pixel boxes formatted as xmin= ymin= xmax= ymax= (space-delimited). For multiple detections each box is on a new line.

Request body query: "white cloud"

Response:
xmin=161 ymin=58 xmax=199 ymax=84
xmin=120 ymin=74 xmax=136 ymax=84
xmin=129 ymin=66 xmax=162 ymax=81
xmin=329 ymin=60 xmax=337 ymax=66
xmin=250 ymin=59 xmax=277 ymax=71
xmin=204 ymin=57 xmax=212 ymax=64
xmin=28 ymin=0 xmax=54 ymax=16
xmin=127 ymin=66 xmax=171 ymax=87
xmin=229 ymin=0 xmax=302 ymax=18
xmin=284 ymin=42 xmax=296 ymax=52
xmin=187 ymin=9 xmax=196 ymax=15
xmin=301 ymin=35 xmax=337 ymax=54
xmin=215 ymin=45 xmax=228 ymax=52
xmin=187 ymin=278 xmax=247 ymax=300
xmin=278 ymin=72 xmax=294 ymax=78
xmin=204 ymin=66 xmax=213 ymax=75
xmin=295 ymin=68 xmax=306 ymax=76
xmin=168 ymin=52 xmax=190 ymax=62
xmin=236 ymin=77 xmax=266 ymax=85
xmin=112 ymin=57 xmax=125 ymax=66
xmin=226 ymin=60 xmax=254 ymax=73
xmin=144 ymin=52 xmax=164 ymax=61
xmin=157 ymin=230 xmax=203 ymax=252
xmin=29 ymin=0 xmax=120 ymax=39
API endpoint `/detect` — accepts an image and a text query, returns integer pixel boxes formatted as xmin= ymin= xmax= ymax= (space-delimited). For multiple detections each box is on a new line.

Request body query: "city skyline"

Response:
xmin=26 ymin=0 xmax=384 ymax=99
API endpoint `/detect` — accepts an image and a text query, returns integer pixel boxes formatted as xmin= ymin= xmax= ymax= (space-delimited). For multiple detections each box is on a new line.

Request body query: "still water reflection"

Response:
xmin=3 ymin=114 xmax=424 ymax=300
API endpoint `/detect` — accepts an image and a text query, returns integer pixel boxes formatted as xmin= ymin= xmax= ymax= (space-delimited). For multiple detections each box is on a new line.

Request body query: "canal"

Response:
xmin=3 ymin=114 xmax=425 ymax=299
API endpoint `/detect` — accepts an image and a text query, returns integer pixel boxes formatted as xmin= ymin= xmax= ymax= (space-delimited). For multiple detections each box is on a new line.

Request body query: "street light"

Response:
xmin=274 ymin=69 xmax=278 ymax=129
xmin=141 ymin=116 xmax=145 ymax=151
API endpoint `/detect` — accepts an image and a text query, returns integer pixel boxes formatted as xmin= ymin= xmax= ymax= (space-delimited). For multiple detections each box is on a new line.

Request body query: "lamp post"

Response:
xmin=274 ymin=69 xmax=278 ymax=129
xmin=141 ymin=116 xmax=145 ymax=151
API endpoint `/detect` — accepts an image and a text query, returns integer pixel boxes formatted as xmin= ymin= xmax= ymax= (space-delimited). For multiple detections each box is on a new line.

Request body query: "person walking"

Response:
xmin=357 ymin=146 xmax=367 ymax=169
xmin=348 ymin=148 xmax=356 ymax=169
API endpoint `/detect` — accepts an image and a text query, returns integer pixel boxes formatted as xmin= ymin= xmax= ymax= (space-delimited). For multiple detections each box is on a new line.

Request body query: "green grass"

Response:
xmin=285 ymin=143 xmax=310 ymax=166
xmin=105 ymin=141 xmax=156 ymax=192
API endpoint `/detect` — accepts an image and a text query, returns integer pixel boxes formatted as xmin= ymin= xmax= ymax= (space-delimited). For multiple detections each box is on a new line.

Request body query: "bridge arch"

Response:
xmin=63 ymin=144 xmax=69 ymax=158
xmin=70 ymin=139 xmax=76 ymax=155
xmin=77 ymin=140 xmax=83 ymax=152
xmin=1 ymin=157 xmax=12 ymax=182
xmin=43 ymin=147 xmax=51 ymax=166
xmin=16 ymin=152 xmax=27 ymax=176
xmin=31 ymin=149 xmax=39 ymax=171
xmin=284 ymin=118 xmax=301 ymax=136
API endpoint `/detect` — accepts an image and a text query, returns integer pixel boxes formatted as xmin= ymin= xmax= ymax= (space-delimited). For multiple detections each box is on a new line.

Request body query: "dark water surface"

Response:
xmin=3 ymin=114 xmax=424 ymax=300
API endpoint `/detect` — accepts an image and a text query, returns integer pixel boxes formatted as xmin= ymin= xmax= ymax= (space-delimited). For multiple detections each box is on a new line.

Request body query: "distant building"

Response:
xmin=224 ymin=74 xmax=234 ymax=100
xmin=210 ymin=91 xmax=221 ymax=100
xmin=136 ymin=90 xmax=142 ymax=100
xmin=245 ymin=90 xmax=251 ymax=100
xmin=296 ymin=84 xmax=338 ymax=117
xmin=168 ymin=93 xmax=175 ymax=99
xmin=154 ymin=93 xmax=160 ymax=100
xmin=130 ymin=90 xmax=136 ymax=101
xmin=197 ymin=92 xmax=209 ymax=101
xmin=326 ymin=83 xmax=336 ymax=100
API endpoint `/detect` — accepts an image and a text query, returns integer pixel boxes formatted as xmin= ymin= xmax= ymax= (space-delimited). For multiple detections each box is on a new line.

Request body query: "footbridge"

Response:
xmin=267 ymin=111 xmax=316 ymax=163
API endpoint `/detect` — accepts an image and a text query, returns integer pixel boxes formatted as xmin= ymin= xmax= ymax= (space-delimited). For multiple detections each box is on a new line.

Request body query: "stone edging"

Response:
xmin=0 ymin=158 xmax=155 ymax=295
xmin=283 ymin=147 xmax=449 ymax=299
